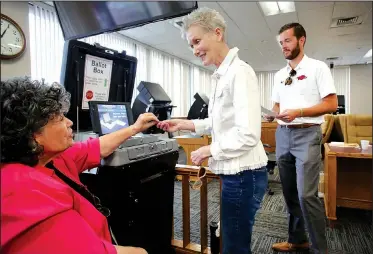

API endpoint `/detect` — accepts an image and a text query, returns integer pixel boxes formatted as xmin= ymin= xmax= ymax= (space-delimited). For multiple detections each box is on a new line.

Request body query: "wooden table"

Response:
xmin=323 ymin=143 xmax=372 ymax=221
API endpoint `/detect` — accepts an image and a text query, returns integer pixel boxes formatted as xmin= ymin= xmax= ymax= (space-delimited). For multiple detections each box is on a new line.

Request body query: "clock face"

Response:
xmin=1 ymin=15 xmax=26 ymax=58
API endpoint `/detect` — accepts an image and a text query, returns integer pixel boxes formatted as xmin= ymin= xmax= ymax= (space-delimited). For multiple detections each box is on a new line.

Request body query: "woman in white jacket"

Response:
xmin=157 ymin=7 xmax=268 ymax=254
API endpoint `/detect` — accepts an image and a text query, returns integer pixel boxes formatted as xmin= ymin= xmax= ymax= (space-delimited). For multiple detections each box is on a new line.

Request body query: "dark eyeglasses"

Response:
xmin=189 ymin=166 xmax=207 ymax=190
xmin=285 ymin=69 xmax=297 ymax=86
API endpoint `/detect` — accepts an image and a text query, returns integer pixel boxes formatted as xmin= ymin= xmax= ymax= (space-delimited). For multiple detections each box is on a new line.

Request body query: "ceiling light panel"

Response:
xmin=259 ymin=2 xmax=296 ymax=16
xmin=278 ymin=2 xmax=296 ymax=14
xmin=363 ymin=49 xmax=372 ymax=58
xmin=259 ymin=2 xmax=280 ymax=16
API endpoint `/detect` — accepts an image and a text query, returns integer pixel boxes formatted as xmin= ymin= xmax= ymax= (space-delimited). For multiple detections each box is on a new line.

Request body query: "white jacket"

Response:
xmin=192 ymin=47 xmax=268 ymax=175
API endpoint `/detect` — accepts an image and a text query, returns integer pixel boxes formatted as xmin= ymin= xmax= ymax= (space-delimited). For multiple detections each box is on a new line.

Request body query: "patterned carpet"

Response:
xmin=173 ymin=168 xmax=373 ymax=254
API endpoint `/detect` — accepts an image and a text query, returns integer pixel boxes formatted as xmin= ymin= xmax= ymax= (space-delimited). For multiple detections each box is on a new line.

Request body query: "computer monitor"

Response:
xmin=187 ymin=92 xmax=209 ymax=120
xmin=337 ymin=95 xmax=345 ymax=106
xmin=89 ymin=101 xmax=133 ymax=136
xmin=54 ymin=2 xmax=198 ymax=41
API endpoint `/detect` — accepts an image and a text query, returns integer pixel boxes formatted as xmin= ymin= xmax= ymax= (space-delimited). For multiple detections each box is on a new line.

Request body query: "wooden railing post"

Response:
xmin=182 ymin=175 xmax=191 ymax=248
xmin=200 ymin=176 xmax=208 ymax=253
xmin=173 ymin=165 xmax=221 ymax=254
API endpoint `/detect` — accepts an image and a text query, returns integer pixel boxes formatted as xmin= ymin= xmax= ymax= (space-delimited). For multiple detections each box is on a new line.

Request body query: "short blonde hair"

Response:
xmin=181 ymin=7 xmax=226 ymax=39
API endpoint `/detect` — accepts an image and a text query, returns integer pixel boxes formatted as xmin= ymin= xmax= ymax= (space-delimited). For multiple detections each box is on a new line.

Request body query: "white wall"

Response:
xmin=350 ymin=64 xmax=372 ymax=115
xmin=1 ymin=1 xmax=31 ymax=80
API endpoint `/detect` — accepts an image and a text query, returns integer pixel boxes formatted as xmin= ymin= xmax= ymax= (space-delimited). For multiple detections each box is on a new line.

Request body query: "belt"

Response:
xmin=280 ymin=123 xmax=320 ymax=129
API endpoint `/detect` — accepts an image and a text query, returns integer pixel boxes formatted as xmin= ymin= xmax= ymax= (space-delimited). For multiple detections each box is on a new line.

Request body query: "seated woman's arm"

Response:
xmin=99 ymin=113 xmax=158 ymax=158
xmin=67 ymin=113 xmax=158 ymax=174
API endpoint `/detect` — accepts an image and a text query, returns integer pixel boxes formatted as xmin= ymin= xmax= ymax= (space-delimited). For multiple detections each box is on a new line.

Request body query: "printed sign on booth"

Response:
xmin=82 ymin=54 xmax=113 ymax=109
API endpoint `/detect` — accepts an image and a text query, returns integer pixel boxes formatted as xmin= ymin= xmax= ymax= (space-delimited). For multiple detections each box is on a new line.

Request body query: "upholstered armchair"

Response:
xmin=344 ymin=114 xmax=372 ymax=144
xmin=321 ymin=114 xmax=335 ymax=145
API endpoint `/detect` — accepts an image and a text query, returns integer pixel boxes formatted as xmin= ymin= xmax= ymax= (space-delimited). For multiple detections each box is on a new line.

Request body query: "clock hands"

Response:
xmin=1 ymin=24 xmax=10 ymax=38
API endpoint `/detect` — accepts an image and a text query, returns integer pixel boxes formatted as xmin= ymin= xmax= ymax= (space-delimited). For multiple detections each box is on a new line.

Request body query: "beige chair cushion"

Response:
xmin=345 ymin=114 xmax=372 ymax=144
xmin=321 ymin=114 xmax=334 ymax=144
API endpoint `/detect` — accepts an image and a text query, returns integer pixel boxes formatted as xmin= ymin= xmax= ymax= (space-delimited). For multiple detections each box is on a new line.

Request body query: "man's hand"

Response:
xmin=263 ymin=114 xmax=275 ymax=122
xmin=157 ymin=119 xmax=185 ymax=132
xmin=191 ymin=145 xmax=211 ymax=165
xmin=131 ymin=113 xmax=159 ymax=134
xmin=276 ymin=109 xmax=300 ymax=123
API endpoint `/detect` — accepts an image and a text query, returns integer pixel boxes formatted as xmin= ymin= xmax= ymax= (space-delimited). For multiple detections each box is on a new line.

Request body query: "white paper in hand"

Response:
xmin=261 ymin=106 xmax=277 ymax=117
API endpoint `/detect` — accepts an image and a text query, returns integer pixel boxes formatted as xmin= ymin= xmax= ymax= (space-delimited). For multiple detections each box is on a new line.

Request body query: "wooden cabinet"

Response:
xmin=174 ymin=134 xmax=211 ymax=181
xmin=323 ymin=144 xmax=372 ymax=220
xmin=174 ymin=134 xmax=211 ymax=167
xmin=261 ymin=121 xmax=278 ymax=153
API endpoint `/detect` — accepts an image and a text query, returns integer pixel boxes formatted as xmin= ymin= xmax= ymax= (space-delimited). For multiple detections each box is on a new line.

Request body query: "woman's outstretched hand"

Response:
xmin=157 ymin=119 xmax=182 ymax=132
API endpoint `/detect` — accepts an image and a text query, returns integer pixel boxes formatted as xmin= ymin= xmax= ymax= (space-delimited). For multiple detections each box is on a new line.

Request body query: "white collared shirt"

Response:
xmin=192 ymin=47 xmax=268 ymax=175
xmin=272 ymin=55 xmax=336 ymax=125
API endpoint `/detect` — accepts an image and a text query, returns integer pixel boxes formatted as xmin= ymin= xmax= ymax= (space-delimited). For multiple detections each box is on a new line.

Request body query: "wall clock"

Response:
xmin=1 ymin=13 xmax=26 ymax=60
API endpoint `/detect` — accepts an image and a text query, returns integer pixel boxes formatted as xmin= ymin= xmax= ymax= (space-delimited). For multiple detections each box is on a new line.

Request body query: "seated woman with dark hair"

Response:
xmin=1 ymin=77 xmax=157 ymax=254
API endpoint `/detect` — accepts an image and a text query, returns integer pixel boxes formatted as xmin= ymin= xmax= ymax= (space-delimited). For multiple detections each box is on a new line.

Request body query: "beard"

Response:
xmin=285 ymin=42 xmax=301 ymax=60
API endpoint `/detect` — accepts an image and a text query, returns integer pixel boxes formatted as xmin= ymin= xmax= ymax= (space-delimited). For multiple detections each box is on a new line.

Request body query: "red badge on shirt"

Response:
xmin=297 ymin=75 xmax=307 ymax=80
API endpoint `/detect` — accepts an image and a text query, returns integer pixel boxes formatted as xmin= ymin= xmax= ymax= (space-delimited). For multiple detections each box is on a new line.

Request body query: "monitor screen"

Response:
xmin=54 ymin=1 xmax=198 ymax=41
xmin=89 ymin=101 xmax=133 ymax=135
xmin=98 ymin=104 xmax=129 ymax=135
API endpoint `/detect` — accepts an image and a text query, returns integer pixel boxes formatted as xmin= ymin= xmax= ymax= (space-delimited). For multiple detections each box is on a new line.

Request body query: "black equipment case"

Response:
xmin=60 ymin=40 xmax=178 ymax=254
xmin=60 ymin=39 xmax=137 ymax=131
xmin=85 ymin=152 xmax=178 ymax=254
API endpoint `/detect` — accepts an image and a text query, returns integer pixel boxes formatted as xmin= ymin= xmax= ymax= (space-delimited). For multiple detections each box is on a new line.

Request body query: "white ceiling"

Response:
xmin=118 ymin=1 xmax=372 ymax=72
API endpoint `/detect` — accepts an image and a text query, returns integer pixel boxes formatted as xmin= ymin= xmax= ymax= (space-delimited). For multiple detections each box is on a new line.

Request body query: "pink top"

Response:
xmin=1 ymin=138 xmax=116 ymax=254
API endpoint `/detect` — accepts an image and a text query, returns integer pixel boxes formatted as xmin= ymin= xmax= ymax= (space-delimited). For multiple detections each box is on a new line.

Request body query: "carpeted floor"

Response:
xmin=173 ymin=168 xmax=373 ymax=254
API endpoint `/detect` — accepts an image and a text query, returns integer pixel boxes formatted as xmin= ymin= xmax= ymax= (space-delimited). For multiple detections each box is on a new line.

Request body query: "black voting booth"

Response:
xmin=132 ymin=81 xmax=175 ymax=134
xmin=187 ymin=92 xmax=209 ymax=120
xmin=60 ymin=40 xmax=178 ymax=254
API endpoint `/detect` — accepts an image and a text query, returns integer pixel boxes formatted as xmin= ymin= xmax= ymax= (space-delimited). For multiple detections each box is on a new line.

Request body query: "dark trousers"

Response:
xmin=276 ymin=125 xmax=327 ymax=254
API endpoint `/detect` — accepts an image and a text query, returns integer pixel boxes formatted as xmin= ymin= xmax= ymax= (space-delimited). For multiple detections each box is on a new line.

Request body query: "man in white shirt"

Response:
xmin=157 ymin=7 xmax=268 ymax=254
xmin=265 ymin=23 xmax=337 ymax=254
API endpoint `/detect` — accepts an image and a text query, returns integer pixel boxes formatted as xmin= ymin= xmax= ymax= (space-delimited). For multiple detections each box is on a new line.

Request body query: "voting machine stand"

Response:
xmin=60 ymin=40 xmax=178 ymax=254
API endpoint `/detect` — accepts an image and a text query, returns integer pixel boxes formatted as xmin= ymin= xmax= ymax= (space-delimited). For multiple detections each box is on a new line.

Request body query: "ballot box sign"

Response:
xmin=82 ymin=54 xmax=113 ymax=109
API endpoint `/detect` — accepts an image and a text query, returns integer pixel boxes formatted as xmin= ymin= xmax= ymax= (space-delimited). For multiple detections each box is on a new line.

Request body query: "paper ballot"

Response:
xmin=261 ymin=106 xmax=278 ymax=117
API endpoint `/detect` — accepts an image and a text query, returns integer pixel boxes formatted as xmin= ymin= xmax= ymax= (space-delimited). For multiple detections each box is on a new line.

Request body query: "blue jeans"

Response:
xmin=220 ymin=167 xmax=268 ymax=254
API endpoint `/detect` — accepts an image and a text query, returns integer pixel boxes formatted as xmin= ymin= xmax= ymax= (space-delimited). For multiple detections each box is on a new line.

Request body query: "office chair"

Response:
xmin=263 ymin=144 xmax=279 ymax=195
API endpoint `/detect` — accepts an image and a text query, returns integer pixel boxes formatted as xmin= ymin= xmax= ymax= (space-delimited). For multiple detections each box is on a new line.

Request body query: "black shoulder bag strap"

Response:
xmin=46 ymin=162 xmax=111 ymax=218
xmin=46 ymin=162 xmax=119 ymax=244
